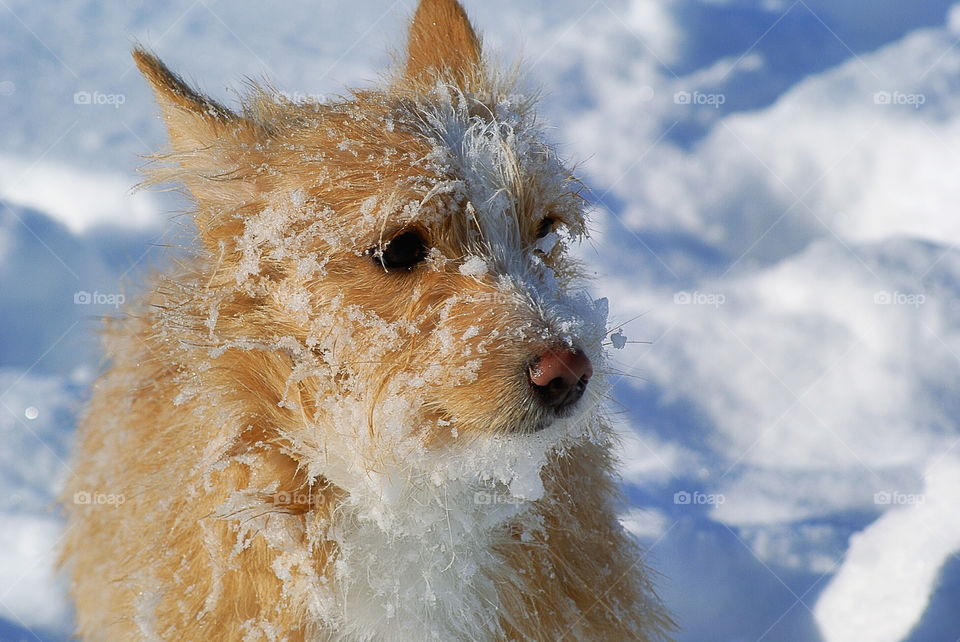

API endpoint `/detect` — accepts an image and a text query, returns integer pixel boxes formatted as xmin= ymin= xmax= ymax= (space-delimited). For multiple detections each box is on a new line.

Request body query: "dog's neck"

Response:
xmin=220 ymin=406 xmax=593 ymax=640
xmin=300 ymin=423 xmax=564 ymax=640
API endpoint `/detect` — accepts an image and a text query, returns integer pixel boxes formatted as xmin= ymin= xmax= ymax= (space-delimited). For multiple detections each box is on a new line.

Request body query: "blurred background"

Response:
xmin=2 ymin=1 xmax=960 ymax=640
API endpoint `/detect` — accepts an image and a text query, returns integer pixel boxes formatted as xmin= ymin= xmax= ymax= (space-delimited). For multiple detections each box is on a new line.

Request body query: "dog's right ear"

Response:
xmin=133 ymin=48 xmax=263 ymax=208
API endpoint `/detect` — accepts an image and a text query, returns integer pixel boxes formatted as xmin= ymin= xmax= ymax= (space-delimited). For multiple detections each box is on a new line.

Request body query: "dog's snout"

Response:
xmin=529 ymin=348 xmax=593 ymax=410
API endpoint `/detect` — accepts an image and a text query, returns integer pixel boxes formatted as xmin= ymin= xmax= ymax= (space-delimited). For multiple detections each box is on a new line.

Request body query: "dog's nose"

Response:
xmin=529 ymin=348 xmax=593 ymax=410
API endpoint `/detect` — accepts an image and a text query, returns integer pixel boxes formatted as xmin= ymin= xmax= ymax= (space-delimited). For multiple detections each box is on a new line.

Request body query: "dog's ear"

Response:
xmin=133 ymin=48 xmax=263 ymax=208
xmin=404 ymin=0 xmax=482 ymax=90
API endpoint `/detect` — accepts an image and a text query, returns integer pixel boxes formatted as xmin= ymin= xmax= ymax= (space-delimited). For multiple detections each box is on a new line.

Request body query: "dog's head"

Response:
xmin=135 ymin=0 xmax=610 ymax=452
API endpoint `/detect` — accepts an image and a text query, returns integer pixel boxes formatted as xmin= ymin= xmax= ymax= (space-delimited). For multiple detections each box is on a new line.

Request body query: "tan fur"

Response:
xmin=404 ymin=0 xmax=483 ymax=90
xmin=61 ymin=1 xmax=673 ymax=639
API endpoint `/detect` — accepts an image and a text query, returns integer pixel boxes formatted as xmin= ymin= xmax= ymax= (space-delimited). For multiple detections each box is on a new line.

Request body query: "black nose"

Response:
xmin=528 ymin=348 xmax=593 ymax=410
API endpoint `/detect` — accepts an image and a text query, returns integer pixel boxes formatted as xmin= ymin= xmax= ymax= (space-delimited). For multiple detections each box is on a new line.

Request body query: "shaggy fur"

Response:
xmin=61 ymin=1 xmax=674 ymax=639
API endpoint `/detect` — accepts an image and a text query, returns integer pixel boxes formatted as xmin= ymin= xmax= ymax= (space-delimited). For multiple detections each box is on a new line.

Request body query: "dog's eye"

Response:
xmin=536 ymin=217 xmax=556 ymax=239
xmin=373 ymin=230 xmax=428 ymax=271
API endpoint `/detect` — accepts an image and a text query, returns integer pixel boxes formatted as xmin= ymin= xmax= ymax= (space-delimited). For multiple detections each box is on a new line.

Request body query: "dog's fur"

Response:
xmin=61 ymin=1 xmax=673 ymax=639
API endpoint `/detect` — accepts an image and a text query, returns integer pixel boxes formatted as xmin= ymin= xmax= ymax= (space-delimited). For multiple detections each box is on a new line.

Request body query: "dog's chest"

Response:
xmin=281 ymin=417 xmax=574 ymax=640
xmin=312 ymin=476 xmax=530 ymax=642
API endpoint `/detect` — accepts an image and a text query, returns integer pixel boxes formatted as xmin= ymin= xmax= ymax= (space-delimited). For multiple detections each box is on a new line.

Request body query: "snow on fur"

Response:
xmin=60 ymin=2 xmax=671 ymax=640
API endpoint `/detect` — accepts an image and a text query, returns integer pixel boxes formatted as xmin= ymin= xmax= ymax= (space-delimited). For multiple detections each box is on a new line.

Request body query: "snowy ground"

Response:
xmin=2 ymin=1 xmax=960 ymax=640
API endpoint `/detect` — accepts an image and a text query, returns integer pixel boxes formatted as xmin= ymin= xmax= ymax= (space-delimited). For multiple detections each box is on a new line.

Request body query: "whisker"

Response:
xmin=604 ymin=311 xmax=651 ymax=338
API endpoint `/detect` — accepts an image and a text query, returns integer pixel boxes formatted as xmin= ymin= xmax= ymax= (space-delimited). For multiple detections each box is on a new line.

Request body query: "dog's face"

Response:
xmin=135 ymin=1 xmax=608 ymax=448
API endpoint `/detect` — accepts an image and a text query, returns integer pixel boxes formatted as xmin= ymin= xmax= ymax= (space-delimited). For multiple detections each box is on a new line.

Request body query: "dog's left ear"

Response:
xmin=133 ymin=48 xmax=264 ymax=209
xmin=403 ymin=0 xmax=483 ymax=90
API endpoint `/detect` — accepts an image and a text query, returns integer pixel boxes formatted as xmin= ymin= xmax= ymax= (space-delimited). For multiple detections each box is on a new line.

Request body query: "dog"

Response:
xmin=61 ymin=0 xmax=673 ymax=639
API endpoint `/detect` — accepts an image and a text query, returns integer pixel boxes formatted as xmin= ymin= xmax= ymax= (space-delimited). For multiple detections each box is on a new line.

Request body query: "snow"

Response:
xmin=814 ymin=455 xmax=960 ymax=642
xmin=0 ymin=370 xmax=78 ymax=635
xmin=458 ymin=255 xmax=488 ymax=276
xmin=2 ymin=0 xmax=960 ymax=640
xmin=0 ymin=155 xmax=163 ymax=234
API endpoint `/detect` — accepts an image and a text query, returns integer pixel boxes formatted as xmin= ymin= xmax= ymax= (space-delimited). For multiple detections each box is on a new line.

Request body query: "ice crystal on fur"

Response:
xmin=61 ymin=1 xmax=672 ymax=640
